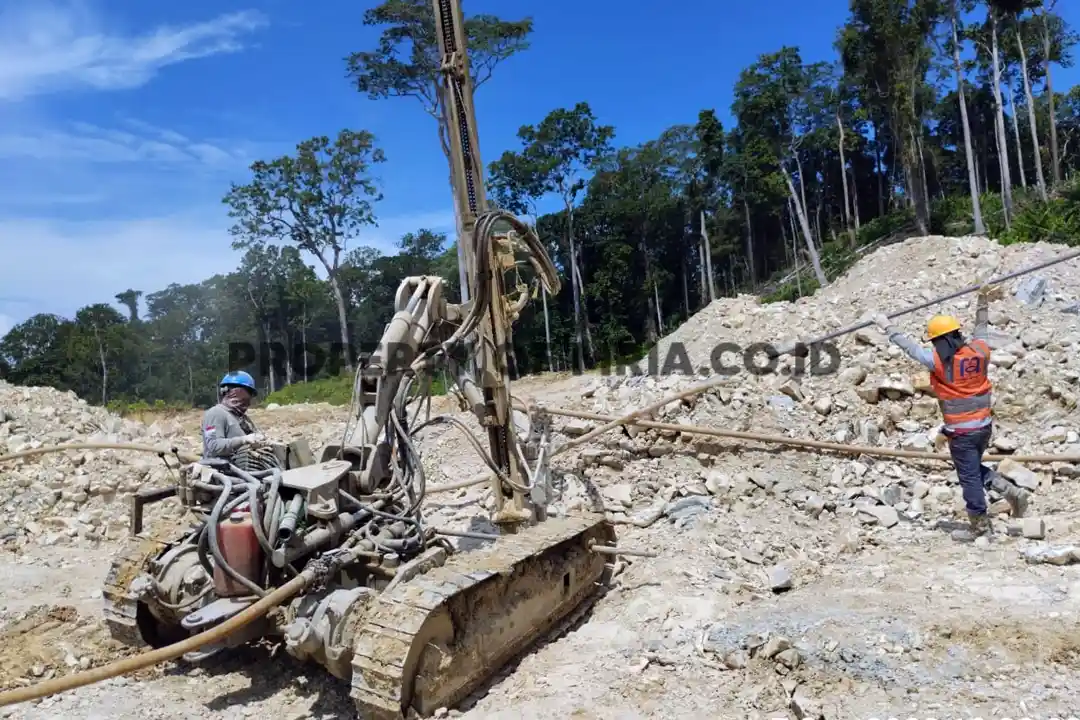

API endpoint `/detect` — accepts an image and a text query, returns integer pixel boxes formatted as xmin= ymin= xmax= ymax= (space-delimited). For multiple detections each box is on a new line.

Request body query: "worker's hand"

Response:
xmin=863 ymin=311 xmax=891 ymax=332
xmin=977 ymin=283 xmax=1005 ymax=302
xmin=242 ymin=433 xmax=268 ymax=447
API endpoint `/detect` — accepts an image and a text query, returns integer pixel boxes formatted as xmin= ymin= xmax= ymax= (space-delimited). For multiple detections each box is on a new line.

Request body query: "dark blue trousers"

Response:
xmin=945 ymin=424 xmax=993 ymax=516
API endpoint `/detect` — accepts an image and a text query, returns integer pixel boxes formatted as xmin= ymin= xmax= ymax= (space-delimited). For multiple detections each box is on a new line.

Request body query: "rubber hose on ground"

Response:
xmin=0 ymin=570 xmax=312 ymax=707
xmin=0 ymin=443 xmax=200 ymax=465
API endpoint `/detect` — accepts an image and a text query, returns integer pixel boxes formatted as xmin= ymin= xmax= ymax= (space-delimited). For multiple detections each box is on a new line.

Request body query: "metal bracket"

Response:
xmin=129 ymin=485 xmax=177 ymax=536
xmin=179 ymin=596 xmax=258 ymax=662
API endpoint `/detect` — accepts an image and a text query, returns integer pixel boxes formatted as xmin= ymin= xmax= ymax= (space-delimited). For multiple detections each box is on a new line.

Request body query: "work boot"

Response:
xmin=986 ymin=471 xmax=1031 ymax=518
xmin=951 ymin=512 xmax=993 ymax=543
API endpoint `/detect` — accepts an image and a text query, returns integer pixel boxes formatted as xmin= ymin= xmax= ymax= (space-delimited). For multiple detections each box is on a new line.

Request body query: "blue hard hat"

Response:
xmin=219 ymin=370 xmax=256 ymax=394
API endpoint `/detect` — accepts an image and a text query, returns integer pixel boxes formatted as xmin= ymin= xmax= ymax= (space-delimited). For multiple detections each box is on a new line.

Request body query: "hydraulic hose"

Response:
xmin=0 ymin=567 xmax=316 ymax=708
xmin=0 ymin=442 xmax=199 ymax=465
xmin=544 ymin=406 xmax=1080 ymax=465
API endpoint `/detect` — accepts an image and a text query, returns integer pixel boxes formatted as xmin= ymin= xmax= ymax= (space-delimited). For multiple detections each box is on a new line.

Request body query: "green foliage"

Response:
xmin=263 ymin=372 xmax=448 ymax=407
xmin=107 ymin=398 xmax=191 ymax=417
xmin=764 ymin=179 xmax=1080 ymax=302
xmin=5 ymin=0 xmax=1080 ymax=412
xmin=998 ymin=184 xmax=1080 ymax=245
xmin=345 ymin=0 xmax=532 ymax=106
xmin=223 ymin=130 xmax=386 ymax=266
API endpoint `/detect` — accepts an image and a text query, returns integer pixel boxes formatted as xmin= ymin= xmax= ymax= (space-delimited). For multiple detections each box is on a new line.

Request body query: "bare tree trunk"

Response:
xmin=540 ymin=287 xmax=553 ymax=372
xmin=874 ymin=121 xmax=885 ymax=217
xmin=320 ymin=268 xmax=353 ymax=374
xmin=1042 ymin=7 xmax=1062 ymax=186
xmin=681 ymin=261 xmax=689 ymax=316
xmin=566 ymin=234 xmax=585 ymax=374
xmin=786 ymin=198 xmax=803 ymax=297
xmin=263 ymin=321 xmax=277 ymax=393
xmin=697 ymin=224 xmax=707 ymax=303
xmin=837 ymin=111 xmax=854 ymax=244
xmin=782 ymin=164 xmax=827 ymax=286
xmin=850 ymin=163 xmax=862 ymax=232
xmin=564 ymin=205 xmax=595 ymax=365
xmin=1008 ymin=77 xmax=1028 ymax=188
xmin=641 ymin=238 xmax=658 ymax=344
xmin=917 ymin=130 xmax=931 ymax=214
xmin=742 ymin=199 xmax=756 ymax=289
xmin=284 ymin=328 xmax=294 ymax=386
xmin=563 ymin=203 xmax=586 ymax=374
xmin=975 ymin=149 xmax=981 ymax=193
xmin=700 ymin=210 xmax=715 ymax=302
xmin=653 ymin=280 xmax=663 ymax=334
xmin=814 ymin=194 xmax=823 ymax=250
xmin=790 ymin=151 xmax=807 ymax=220
xmin=952 ymin=1 xmax=986 ymax=234
xmin=93 ymin=325 xmax=107 ymax=405
xmin=990 ymin=8 xmax=1015 ymax=222
xmin=904 ymin=126 xmax=930 ymax=236
xmin=1018 ymin=30 xmax=1048 ymax=200
xmin=301 ymin=315 xmax=309 ymax=382
xmin=572 ymin=248 xmax=595 ymax=362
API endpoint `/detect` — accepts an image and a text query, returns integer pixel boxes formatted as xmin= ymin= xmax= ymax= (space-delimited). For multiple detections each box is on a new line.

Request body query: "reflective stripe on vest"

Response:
xmin=930 ymin=339 xmax=992 ymax=427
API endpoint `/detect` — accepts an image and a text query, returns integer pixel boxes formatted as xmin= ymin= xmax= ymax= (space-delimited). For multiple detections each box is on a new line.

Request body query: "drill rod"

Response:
xmin=773 ymin=246 xmax=1080 ymax=357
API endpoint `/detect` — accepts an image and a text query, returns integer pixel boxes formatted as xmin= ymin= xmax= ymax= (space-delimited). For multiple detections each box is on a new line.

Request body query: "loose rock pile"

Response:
xmin=551 ymin=234 xmax=1080 ymax=551
xmin=4 ymin=233 xmax=1080 ymax=717
xmin=0 ymin=384 xmax=191 ymax=548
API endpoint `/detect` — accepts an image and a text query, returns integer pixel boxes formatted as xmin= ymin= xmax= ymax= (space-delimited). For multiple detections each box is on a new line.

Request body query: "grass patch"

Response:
xmin=107 ymin=398 xmax=192 ymax=418
xmin=263 ymin=372 xmax=449 ymax=407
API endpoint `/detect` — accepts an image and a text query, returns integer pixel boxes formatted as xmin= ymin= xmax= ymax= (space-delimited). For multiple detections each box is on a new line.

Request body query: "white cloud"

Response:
xmin=0 ymin=208 xmax=457 ymax=331
xmin=0 ymin=1 xmax=266 ymax=102
xmin=0 ymin=121 xmax=252 ymax=167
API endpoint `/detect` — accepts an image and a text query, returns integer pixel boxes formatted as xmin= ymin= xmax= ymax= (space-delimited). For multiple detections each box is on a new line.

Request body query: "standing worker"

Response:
xmin=866 ymin=284 xmax=1030 ymax=542
xmin=201 ymin=370 xmax=275 ymax=470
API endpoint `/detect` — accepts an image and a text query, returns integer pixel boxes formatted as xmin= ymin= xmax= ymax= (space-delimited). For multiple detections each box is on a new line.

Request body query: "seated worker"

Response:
xmin=202 ymin=371 xmax=270 ymax=464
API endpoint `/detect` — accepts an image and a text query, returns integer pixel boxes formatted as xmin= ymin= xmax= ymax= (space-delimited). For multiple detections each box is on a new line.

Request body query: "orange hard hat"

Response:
xmin=927 ymin=314 xmax=961 ymax=339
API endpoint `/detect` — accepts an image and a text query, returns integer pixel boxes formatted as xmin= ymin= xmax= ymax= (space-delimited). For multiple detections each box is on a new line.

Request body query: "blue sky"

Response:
xmin=2 ymin=0 xmax=1079 ymax=337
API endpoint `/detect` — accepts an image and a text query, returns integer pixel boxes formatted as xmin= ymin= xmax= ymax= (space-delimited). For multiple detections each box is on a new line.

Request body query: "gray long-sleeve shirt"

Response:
xmin=884 ymin=297 xmax=989 ymax=371
xmin=883 ymin=297 xmax=991 ymax=432
xmin=201 ymin=404 xmax=252 ymax=458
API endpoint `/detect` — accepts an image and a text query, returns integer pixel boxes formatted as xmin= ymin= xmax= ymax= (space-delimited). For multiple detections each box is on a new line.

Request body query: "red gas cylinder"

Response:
xmin=213 ymin=511 xmax=263 ymax=597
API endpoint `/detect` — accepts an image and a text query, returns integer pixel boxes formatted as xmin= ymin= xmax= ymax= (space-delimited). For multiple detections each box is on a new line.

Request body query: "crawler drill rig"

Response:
xmin=98 ymin=2 xmax=617 ymax=717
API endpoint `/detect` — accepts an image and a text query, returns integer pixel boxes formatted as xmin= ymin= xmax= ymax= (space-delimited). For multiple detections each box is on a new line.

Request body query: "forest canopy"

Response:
xmin=4 ymin=0 xmax=1080 ymax=409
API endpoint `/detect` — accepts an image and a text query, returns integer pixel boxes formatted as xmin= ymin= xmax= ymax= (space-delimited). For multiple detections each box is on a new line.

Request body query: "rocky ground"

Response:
xmin=4 ymin=234 xmax=1080 ymax=719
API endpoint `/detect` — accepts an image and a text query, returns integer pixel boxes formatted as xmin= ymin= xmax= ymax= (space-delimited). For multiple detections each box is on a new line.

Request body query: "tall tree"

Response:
xmin=223 ymin=130 xmax=386 ymax=374
xmin=839 ymin=0 xmax=944 ymax=235
xmin=1009 ymin=3 xmax=1050 ymax=200
xmin=115 ymin=289 xmax=142 ymax=323
xmin=345 ymin=0 xmax=532 ymax=295
xmin=943 ymin=0 xmax=988 ymax=232
xmin=489 ymin=102 xmax=614 ymax=373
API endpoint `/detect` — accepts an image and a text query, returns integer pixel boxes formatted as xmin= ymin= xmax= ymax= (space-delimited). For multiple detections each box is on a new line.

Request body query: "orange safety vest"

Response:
xmin=930 ymin=339 xmax=992 ymax=429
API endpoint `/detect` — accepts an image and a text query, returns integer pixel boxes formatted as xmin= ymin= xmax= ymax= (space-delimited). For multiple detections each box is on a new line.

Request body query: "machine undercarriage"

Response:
xmin=103 ymin=442 xmax=616 ymax=718
xmin=98 ymin=1 xmax=620 ymax=716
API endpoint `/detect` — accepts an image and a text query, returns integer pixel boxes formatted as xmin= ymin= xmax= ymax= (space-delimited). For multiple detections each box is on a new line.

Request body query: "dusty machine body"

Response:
xmin=100 ymin=0 xmax=617 ymax=717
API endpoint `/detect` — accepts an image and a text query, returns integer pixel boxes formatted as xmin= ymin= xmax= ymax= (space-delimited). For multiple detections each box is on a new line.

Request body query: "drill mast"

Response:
xmin=432 ymin=0 xmax=533 ymax=529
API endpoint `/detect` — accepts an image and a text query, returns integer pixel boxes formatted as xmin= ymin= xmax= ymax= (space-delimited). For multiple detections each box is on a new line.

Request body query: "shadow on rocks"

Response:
xmin=167 ymin=644 xmax=354 ymax=716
